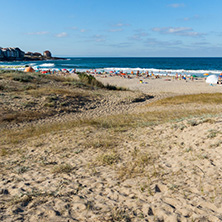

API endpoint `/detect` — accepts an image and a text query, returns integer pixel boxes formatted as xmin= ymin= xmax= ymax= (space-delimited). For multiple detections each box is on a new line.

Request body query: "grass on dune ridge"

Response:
xmin=0 ymin=70 xmax=126 ymax=91
xmin=1 ymin=93 xmax=222 ymax=146
xmin=149 ymin=93 xmax=222 ymax=106
xmin=0 ymin=71 xmax=127 ymax=123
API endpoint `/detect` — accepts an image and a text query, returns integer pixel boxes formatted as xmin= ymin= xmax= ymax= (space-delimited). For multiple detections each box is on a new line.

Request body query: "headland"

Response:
xmin=0 ymin=47 xmax=65 ymax=61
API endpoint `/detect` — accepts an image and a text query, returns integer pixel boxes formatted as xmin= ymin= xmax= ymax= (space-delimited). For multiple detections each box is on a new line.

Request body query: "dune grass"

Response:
xmin=1 ymin=105 xmax=220 ymax=147
xmin=149 ymin=93 xmax=222 ymax=106
xmin=1 ymin=88 xmax=222 ymax=147
xmin=0 ymin=70 xmax=126 ymax=91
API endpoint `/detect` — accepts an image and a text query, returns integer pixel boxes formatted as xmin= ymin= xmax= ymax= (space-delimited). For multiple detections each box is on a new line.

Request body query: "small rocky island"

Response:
xmin=0 ymin=47 xmax=65 ymax=61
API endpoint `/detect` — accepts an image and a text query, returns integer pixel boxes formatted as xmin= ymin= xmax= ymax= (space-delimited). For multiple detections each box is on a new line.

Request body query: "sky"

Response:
xmin=1 ymin=0 xmax=222 ymax=57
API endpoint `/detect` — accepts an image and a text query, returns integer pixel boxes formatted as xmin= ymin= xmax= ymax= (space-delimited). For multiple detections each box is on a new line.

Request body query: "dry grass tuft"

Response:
xmin=1 ymin=104 xmax=220 ymax=146
xmin=96 ymin=152 xmax=120 ymax=166
xmin=51 ymin=164 xmax=73 ymax=174
xmin=149 ymin=93 xmax=222 ymax=106
xmin=118 ymin=149 xmax=158 ymax=180
xmin=26 ymin=87 xmax=90 ymax=98
xmin=0 ymin=148 xmax=8 ymax=156
xmin=1 ymin=110 xmax=55 ymax=123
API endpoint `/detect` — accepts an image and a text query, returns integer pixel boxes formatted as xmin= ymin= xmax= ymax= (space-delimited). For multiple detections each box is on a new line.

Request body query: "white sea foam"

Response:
xmin=28 ymin=63 xmax=37 ymax=66
xmin=102 ymin=67 xmax=222 ymax=76
xmin=61 ymin=64 xmax=80 ymax=67
xmin=39 ymin=63 xmax=55 ymax=67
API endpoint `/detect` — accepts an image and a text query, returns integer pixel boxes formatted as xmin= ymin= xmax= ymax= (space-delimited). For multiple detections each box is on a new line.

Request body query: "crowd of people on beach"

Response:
xmin=22 ymin=66 xmax=222 ymax=84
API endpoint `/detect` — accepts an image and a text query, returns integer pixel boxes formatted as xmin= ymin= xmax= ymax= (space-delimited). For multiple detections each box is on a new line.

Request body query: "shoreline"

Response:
xmin=0 ymin=57 xmax=66 ymax=62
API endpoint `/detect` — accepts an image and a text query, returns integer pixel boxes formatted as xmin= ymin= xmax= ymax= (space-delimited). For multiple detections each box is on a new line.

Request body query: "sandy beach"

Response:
xmin=1 ymin=72 xmax=222 ymax=221
xmin=95 ymin=75 xmax=222 ymax=95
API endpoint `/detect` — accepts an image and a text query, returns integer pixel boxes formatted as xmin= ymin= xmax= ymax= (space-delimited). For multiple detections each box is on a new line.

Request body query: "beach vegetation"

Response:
xmin=77 ymin=72 xmax=127 ymax=90
xmin=0 ymin=84 xmax=4 ymax=90
xmin=149 ymin=93 xmax=222 ymax=106
xmin=82 ymin=134 xmax=119 ymax=149
xmin=0 ymin=148 xmax=8 ymax=156
xmin=51 ymin=164 xmax=73 ymax=174
xmin=12 ymin=73 xmax=34 ymax=82
xmin=96 ymin=152 xmax=120 ymax=166
xmin=207 ymin=129 xmax=220 ymax=138
xmin=0 ymin=70 xmax=129 ymax=124
xmin=77 ymin=72 xmax=104 ymax=88
xmin=110 ymin=207 xmax=131 ymax=222
xmin=105 ymin=83 xmax=127 ymax=91
xmin=209 ymin=140 xmax=222 ymax=148
xmin=118 ymin=150 xmax=158 ymax=180
xmin=1 ymin=104 xmax=221 ymax=146
xmin=187 ymin=119 xmax=198 ymax=126
xmin=15 ymin=166 xmax=29 ymax=174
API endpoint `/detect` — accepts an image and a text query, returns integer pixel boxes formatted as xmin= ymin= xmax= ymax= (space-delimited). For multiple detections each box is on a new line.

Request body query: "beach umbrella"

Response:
xmin=192 ymin=75 xmax=197 ymax=77
xmin=204 ymin=73 xmax=209 ymax=76
xmin=206 ymin=75 xmax=219 ymax=84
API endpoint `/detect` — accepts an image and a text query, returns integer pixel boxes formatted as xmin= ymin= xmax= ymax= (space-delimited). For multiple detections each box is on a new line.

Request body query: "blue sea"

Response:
xmin=1 ymin=57 xmax=222 ymax=77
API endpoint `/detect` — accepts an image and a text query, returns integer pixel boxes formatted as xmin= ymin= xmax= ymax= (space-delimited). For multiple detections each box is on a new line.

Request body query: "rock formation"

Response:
xmin=43 ymin=50 xmax=52 ymax=58
xmin=0 ymin=47 xmax=64 ymax=61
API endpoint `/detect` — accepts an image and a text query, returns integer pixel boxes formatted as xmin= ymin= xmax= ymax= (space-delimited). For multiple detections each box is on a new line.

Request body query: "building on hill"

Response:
xmin=0 ymin=48 xmax=4 ymax=59
xmin=25 ymin=52 xmax=33 ymax=56
xmin=0 ymin=47 xmax=25 ymax=60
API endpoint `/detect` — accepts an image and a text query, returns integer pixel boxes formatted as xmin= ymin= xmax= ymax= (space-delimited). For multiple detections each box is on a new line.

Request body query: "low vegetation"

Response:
xmin=1 ymin=93 xmax=221 ymax=147
xmin=0 ymin=71 xmax=127 ymax=124
xmin=1 ymin=75 xmax=222 ymax=221
xmin=149 ymin=93 xmax=222 ymax=106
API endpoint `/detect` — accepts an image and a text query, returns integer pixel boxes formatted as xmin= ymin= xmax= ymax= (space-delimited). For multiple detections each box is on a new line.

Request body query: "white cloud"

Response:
xmin=112 ymin=23 xmax=130 ymax=27
xmin=183 ymin=15 xmax=200 ymax=21
xmin=144 ymin=38 xmax=181 ymax=46
xmin=83 ymin=34 xmax=106 ymax=42
xmin=192 ymin=41 xmax=209 ymax=45
xmin=26 ymin=31 xmax=49 ymax=35
xmin=108 ymin=42 xmax=131 ymax=48
xmin=129 ymin=33 xmax=148 ymax=41
xmin=80 ymin=29 xmax=87 ymax=33
xmin=152 ymin=27 xmax=204 ymax=37
xmin=168 ymin=3 xmax=185 ymax=8
xmin=55 ymin=32 xmax=68 ymax=38
xmin=91 ymin=35 xmax=106 ymax=42
xmin=108 ymin=28 xmax=123 ymax=32
xmin=70 ymin=27 xmax=88 ymax=33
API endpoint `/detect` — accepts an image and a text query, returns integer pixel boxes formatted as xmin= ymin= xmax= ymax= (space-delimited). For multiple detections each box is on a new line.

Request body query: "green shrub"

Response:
xmin=12 ymin=73 xmax=34 ymax=82
xmin=77 ymin=72 xmax=104 ymax=88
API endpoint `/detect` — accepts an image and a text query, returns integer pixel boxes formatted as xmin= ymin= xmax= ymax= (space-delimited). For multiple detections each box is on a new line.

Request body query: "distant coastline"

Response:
xmin=0 ymin=56 xmax=66 ymax=62
xmin=0 ymin=47 xmax=66 ymax=62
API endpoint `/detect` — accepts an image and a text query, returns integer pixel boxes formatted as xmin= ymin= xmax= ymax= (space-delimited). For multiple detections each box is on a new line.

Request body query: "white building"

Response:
xmin=0 ymin=47 xmax=25 ymax=60
xmin=0 ymin=48 xmax=4 ymax=59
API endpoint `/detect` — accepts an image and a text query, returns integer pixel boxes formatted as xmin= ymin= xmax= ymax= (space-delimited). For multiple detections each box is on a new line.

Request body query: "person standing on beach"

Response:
xmin=136 ymin=70 xmax=139 ymax=77
xmin=175 ymin=73 xmax=178 ymax=80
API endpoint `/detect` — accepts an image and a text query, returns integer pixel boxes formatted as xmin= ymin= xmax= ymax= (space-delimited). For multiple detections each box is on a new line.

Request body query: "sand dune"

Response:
xmin=1 ymin=74 xmax=222 ymax=221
